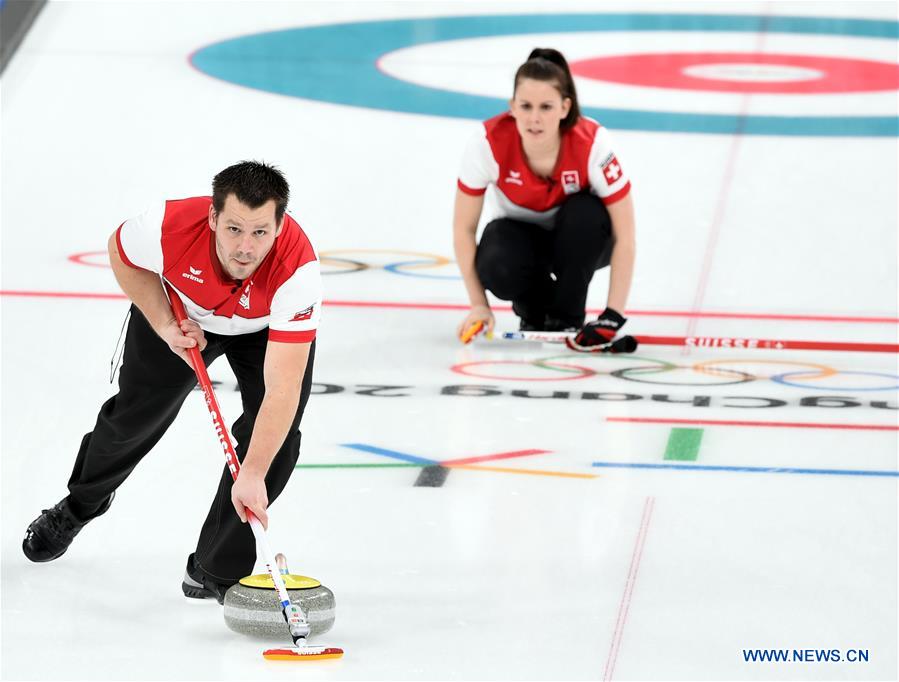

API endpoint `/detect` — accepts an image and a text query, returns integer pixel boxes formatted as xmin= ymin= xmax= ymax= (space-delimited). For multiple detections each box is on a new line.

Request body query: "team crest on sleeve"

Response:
xmin=290 ymin=305 xmax=315 ymax=322
xmin=561 ymin=170 xmax=581 ymax=195
xmin=601 ymin=155 xmax=623 ymax=184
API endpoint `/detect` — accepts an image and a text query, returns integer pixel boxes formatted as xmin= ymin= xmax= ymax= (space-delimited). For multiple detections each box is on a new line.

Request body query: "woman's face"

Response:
xmin=510 ymin=78 xmax=571 ymax=144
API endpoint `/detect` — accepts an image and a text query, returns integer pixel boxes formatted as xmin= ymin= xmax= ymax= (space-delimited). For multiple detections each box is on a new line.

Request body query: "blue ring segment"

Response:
xmin=770 ymin=370 xmax=899 ymax=391
xmin=191 ymin=13 xmax=899 ymax=137
xmin=383 ymin=260 xmax=461 ymax=280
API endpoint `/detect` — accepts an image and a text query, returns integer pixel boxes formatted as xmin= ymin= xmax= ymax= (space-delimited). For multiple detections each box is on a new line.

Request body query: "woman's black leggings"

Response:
xmin=475 ymin=193 xmax=613 ymax=327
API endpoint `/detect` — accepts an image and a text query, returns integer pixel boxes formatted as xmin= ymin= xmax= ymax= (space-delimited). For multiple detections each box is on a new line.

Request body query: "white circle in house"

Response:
xmin=682 ymin=63 xmax=825 ymax=82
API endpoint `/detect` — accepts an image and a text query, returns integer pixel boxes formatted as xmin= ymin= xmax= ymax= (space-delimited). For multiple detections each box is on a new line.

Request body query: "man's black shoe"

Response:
xmin=22 ymin=493 xmax=114 ymax=563
xmin=181 ymin=553 xmax=231 ymax=605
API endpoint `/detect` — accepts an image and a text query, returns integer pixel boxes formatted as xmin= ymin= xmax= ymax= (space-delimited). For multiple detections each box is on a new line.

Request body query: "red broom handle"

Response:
xmin=164 ymin=282 xmax=242 ymax=482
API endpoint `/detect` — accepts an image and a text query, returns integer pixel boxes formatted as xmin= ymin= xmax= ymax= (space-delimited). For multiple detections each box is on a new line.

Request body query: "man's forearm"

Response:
xmin=241 ymin=387 xmax=302 ymax=476
xmin=108 ymin=234 xmax=173 ymax=332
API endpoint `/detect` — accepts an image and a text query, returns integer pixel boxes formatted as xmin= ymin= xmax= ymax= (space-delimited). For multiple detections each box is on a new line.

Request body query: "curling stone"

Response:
xmin=223 ymin=572 xmax=336 ymax=639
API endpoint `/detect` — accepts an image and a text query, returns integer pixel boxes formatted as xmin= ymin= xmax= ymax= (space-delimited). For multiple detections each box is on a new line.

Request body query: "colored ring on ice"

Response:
xmin=694 ymin=358 xmax=838 ymax=381
xmin=534 ymin=354 xmax=676 ymax=377
xmin=317 ymin=249 xmax=457 ymax=279
xmin=190 ymin=13 xmax=899 ymax=137
xmin=450 ymin=359 xmax=595 ymax=381
xmin=770 ymin=370 xmax=899 ymax=391
xmin=319 ymin=256 xmax=369 ymax=275
xmin=611 ymin=364 xmax=755 ymax=386
xmin=68 ymin=251 xmax=109 ymax=268
xmin=569 ymin=52 xmax=899 ymax=94
xmin=384 ymin=260 xmax=461 ymax=280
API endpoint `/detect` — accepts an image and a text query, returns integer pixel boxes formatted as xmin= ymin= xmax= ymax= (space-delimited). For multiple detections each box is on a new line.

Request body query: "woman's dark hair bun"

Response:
xmin=527 ymin=47 xmax=569 ymax=70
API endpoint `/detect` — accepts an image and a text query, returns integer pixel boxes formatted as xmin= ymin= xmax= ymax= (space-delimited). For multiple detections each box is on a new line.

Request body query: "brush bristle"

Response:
xmin=262 ymin=646 xmax=344 ymax=661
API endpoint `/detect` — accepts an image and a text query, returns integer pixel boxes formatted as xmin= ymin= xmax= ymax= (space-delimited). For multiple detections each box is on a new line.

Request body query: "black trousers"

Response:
xmin=66 ymin=307 xmax=315 ymax=583
xmin=475 ymin=193 xmax=613 ymax=327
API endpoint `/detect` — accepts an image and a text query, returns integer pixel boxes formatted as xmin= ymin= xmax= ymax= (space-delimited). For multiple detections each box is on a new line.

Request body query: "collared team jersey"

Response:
xmin=116 ymin=196 xmax=321 ymax=343
xmin=457 ymin=113 xmax=631 ymax=227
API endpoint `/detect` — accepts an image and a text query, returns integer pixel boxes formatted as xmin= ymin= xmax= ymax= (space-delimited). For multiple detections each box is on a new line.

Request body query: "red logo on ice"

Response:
xmin=602 ymin=155 xmax=622 ymax=183
xmin=291 ymin=305 xmax=314 ymax=322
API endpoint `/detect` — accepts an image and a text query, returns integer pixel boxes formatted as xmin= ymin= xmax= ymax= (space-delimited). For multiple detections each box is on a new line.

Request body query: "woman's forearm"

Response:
xmin=605 ymin=194 xmax=636 ymax=313
xmin=452 ymin=190 xmax=489 ymax=308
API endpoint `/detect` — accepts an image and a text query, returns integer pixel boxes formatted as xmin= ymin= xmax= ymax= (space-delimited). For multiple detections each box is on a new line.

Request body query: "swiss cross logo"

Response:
xmin=602 ymin=155 xmax=622 ymax=184
xmin=291 ymin=305 xmax=314 ymax=322
xmin=561 ymin=170 xmax=580 ymax=195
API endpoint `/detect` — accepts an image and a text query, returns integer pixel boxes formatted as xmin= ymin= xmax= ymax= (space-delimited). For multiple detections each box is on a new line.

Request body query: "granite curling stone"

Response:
xmin=223 ymin=573 xmax=336 ymax=639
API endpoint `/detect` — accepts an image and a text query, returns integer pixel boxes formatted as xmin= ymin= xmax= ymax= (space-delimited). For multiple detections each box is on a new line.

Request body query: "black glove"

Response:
xmin=573 ymin=308 xmax=626 ymax=347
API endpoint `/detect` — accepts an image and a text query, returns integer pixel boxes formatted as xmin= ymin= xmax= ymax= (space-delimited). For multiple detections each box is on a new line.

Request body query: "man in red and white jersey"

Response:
xmin=23 ymin=161 xmax=321 ymax=603
xmin=454 ymin=48 xmax=636 ymax=347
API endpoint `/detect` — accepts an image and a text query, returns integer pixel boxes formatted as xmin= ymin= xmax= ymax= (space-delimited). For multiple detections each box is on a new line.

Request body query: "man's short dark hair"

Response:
xmin=212 ymin=161 xmax=290 ymax=222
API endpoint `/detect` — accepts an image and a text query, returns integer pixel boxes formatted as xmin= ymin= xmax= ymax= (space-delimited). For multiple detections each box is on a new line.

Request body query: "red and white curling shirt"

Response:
xmin=116 ymin=196 xmax=321 ymax=343
xmin=457 ymin=113 xmax=631 ymax=227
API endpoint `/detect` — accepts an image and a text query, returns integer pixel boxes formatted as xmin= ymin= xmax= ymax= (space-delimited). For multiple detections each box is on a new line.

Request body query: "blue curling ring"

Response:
xmin=770 ymin=370 xmax=899 ymax=392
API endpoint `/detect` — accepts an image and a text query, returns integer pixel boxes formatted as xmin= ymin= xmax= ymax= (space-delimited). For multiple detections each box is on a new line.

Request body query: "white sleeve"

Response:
xmin=115 ymin=201 xmax=165 ymax=272
xmin=588 ymin=127 xmax=632 ymax=205
xmin=457 ymin=129 xmax=498 ymax=195
xmin=268 ymin=260 xmax=322 ymax=343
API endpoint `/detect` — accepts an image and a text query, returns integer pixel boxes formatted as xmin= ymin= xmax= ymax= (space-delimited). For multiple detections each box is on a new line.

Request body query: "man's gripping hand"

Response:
xmin=231 ymin=467 xmax=269 ymax=529
xmin=574 ymin=308 xmax=627 ymax=347
xmin=159 ymin=318 xmax=207 ymax=366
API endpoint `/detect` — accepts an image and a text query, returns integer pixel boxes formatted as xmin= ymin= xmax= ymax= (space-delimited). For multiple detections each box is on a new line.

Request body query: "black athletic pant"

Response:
xmin=475 ymin=193 xmax=613 ymax=327
xmin=66 ymin=307 xmax=315 ymax=583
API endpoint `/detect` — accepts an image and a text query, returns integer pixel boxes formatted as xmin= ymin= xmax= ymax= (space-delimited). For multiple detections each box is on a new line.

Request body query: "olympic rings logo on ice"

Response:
xmin=450 ymin=356 xmax=899 ymax=392
xmin=318 ymin=249 xmax=459 ymax=280
xmin=69 ymin=249 xmax=461 ymax=281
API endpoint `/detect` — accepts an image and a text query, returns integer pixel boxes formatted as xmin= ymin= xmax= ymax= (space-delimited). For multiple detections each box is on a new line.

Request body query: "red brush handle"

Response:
xmin=165 ymin=282 xmax=242 ymax=483
xmin=166 ymin=283 xmax=316 ymax=645
xmin=634 ymin=334 xmax=899 ymax=354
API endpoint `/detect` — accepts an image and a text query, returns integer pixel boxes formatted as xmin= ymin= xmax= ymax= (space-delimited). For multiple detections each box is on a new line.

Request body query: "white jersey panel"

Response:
xmin=269 ymin=260 xmax=323 ymax=335
xmin=458 ymin=130 xmax=499 ymax=191
xmin=118 ymin=201 xmax=165 ymax=272
xmin=489 ymin=188 xmax=559 ymax=228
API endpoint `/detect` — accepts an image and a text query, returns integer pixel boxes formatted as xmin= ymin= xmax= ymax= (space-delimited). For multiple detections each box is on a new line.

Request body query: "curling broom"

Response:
xmin=165 ymin=281 xmax=343 ymax=661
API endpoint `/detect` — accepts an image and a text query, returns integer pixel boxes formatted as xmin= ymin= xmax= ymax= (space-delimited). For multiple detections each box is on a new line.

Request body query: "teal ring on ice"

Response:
xmin=190 ymin=13 xmax=899 ymax=137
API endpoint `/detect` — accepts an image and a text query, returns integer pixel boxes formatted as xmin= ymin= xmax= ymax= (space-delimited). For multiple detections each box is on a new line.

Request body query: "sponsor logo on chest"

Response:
xmin=182 ymin=266 xmax=204 ymax=284
xmin=503 ymin=169 xmax=523 ymax=186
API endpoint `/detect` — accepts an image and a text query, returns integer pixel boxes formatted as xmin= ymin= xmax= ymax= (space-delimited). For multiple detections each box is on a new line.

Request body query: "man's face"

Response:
xmin=209 ymin=194 xmax=282 ymax=280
